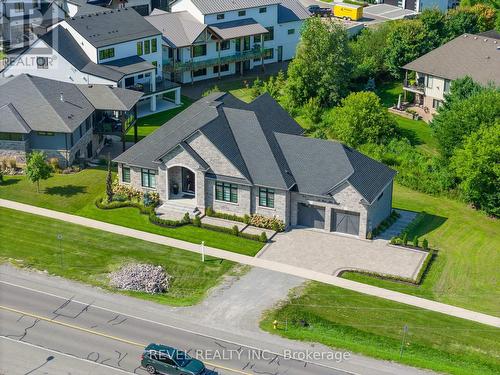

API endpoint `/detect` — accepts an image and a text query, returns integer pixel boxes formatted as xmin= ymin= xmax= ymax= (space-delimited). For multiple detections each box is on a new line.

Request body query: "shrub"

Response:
xmin=48 ymin=157 xmax=60 ymax=171
xmin=113 ymin=194 xmax=128 ymax=202
xmin=8 ymin=158 xmax=16 ymax=169
xmin=181 ymin=212 xmax=191 ymax=224
xmin=402 ymin=232 xmax=408 ymax=246
xmin=422 ymin=238 xmax=429 ymax=250
xmin=0 ymin=170 xmax=3 ymax=183
xmin=232 ymin=225 xmax=240 ymax=236
xmin=143 ymin=191 xmax=160 ymax=207
xmin=413 ymin=236 xmax=419 ymax=248
xmin=193 ymin=215 xmax=201 ymax=227
xmin=205 ymin=206 xmax=214 ymax=216
xmin=243 ymin=214 xmax=251 ymax=224
xmin=112 ymin=178 xmax=143 ymax=201
xmin=259 ymin=232 xmax=268 ymax=243
xmin=250 ymin=215 xmax=285 ymax=232
xmin=366 ymin=231 xmax=373 ymax=240
xmin=390 ymin=236 xmax=397 ymax=245
xmin=0 ymin=158 xmax=7 ymax=171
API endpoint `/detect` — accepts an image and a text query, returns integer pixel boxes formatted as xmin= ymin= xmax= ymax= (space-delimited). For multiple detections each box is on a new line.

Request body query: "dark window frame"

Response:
xmin=216 ymin=13 xmax=225 ymax=20
xmin=0 ymin=132 xmax=24 ymax=141
xmin=141 ymin=169 xmax=156 ymax=188
xmin=216 ymin=40 xmax=230 ymax=51
xmin=192 ymin=68 xmax=207 ymax=77
xmin=213 ymin=64 xmax=229 ymax=73
xmin=263 ymin=27 xmax=274 ymax=41
xmin=259 ymin=188 xmax=274 ymax=208
xmin=215 ymin=182 xmax=238 ymax=203
xmin=259 ymin=7 xmax=267 ymax=13
xmin=98 ymin=47 xmax=115 ymax=61
xmin=238 ymin=10 xmax=246 ymax=16
xmin=288 ymin=28 xmax=295 ymax=35
xmin=122 ymin=167 xmax=131 ymax=183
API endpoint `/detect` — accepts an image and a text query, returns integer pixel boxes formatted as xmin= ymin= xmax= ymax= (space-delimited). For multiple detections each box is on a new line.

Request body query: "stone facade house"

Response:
xmin=0 ymin=74 xmax=142 ymax=165
xmin=114 ymin=92 xmax=396 ymax=238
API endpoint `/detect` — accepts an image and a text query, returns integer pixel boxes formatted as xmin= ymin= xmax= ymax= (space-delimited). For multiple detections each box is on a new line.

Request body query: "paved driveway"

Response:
xmin=259 ymin=229 xmax=427 ymax=280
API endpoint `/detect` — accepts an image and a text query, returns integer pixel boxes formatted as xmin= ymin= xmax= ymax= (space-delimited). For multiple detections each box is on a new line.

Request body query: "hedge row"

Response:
xmin=205 ymin=206 xmax=249 ymax=224
xmin=341 ymin=249 xmax=436 ymax=285
xmin=95 ymin=198 xmax=267 ymax=242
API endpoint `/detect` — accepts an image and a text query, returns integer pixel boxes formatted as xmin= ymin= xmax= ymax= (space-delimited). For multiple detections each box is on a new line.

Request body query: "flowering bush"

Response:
xmin=143 ymin=191 xmax=160 ymax=207
xmin=112 ymin=177 xmax=143 ymax=201
xmin=250 ymin=215 xmax=285 ymax=232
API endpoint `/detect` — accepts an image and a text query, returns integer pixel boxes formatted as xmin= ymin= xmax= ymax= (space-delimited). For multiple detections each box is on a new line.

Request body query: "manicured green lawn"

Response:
xmin=125 ymin=96 xmax=194 ymax=142
xmin=0 ymin=170 xmax=263 ymax=256
xmin=376 ymin=81 xmax=404 ymax=108
xmin=0 ymin=207 xmax=235 ymax=306
xmin=261 ymin=282 xmax=500 ymax=375
xmin=393 ymin=115 xmax=439 ymax=155
xmin=343 ymin=184 xmax=500 ymax=316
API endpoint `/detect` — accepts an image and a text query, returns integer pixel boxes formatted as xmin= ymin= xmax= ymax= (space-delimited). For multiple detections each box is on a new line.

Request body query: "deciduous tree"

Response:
xmin=25 ymin=151 xmax=52 ymax=192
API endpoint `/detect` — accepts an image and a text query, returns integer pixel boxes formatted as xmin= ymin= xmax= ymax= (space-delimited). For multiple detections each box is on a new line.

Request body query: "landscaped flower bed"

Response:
xmin=205 ymin=206 xmax=285 ymax=232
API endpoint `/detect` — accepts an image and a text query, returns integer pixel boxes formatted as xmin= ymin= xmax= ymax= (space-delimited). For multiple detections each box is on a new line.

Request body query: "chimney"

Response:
xmin=60 ymin=92 xmax=64 ymax=102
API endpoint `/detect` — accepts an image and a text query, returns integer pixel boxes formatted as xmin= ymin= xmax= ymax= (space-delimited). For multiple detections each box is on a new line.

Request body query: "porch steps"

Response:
xmin=156 ymin=201 xmax=201 ymax=221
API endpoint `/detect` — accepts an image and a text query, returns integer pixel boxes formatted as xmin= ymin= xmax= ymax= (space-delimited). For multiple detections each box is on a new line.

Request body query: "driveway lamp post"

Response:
xmin=201 ymin=241 xmax=205 ymax=262
xmin=57 ymin=233 xmax=63 ymax=269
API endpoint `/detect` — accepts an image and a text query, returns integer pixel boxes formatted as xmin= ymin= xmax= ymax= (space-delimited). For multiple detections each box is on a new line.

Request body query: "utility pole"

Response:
xmin=400 ymin=324 xmax=408 ymax=358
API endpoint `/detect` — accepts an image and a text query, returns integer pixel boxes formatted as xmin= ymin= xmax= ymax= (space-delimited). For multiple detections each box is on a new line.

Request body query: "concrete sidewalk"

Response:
xmin=1 ymin=198 xmax=499 ymax=328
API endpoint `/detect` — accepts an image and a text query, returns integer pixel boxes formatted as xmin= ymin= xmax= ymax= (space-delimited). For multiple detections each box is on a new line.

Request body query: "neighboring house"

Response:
xmin=402 ymin=33 xmax=500 ymax=116
xmin=150 ymin=0 xmax=309 ymax=83
xmin=1 ymin=0 xmax=45 ymax=51
xmin=2 ymin=8 xmax=181 ymax=112
xmin=0 ymin=74 xmax=142 ymax=165
xmin=114 ymin=92 xmax=396 ymax=238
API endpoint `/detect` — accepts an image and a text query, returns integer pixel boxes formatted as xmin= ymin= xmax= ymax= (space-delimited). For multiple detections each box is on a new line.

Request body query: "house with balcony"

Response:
xmin=114 ymin=92 xmax=396 ymax=238
xmin=0 ymin=74 xmax=142 ymax=165
xmin=402 ymin=33 xmax=500 ymax=117
xmin=149 ymin=0 xmax=309 ymax=83
xmin=2 ymin=7 xmax=181 ymax=113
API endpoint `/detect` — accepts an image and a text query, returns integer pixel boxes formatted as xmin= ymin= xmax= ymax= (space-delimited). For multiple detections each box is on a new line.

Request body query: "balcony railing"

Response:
xmin=163 ymin=48 xmax=272 ymax=73
xmin=126 ymin=78 xmax=178 ymax=95
xmin=403 ymin=79 xmax=425 ymax=94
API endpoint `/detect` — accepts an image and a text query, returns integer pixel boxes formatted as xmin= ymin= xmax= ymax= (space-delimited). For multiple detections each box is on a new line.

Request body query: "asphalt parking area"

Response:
xmin=259 ymin=228 xmax=427 ymax=280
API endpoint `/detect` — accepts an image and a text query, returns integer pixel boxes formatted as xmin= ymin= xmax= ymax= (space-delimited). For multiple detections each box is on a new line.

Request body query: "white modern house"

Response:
xmin=2 ymin=7 xmax=181 ymax=113
xmin=148 ymin=0 xmax=309 ymax=83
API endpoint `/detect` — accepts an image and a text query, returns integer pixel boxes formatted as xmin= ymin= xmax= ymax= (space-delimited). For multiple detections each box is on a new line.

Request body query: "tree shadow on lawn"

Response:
xmin=44 ymin=185 xmax=87 ymax=197
xmin=407 ymin=212 xmax=448 ymax=239
xmin=0 ymin=178 xmax=21 ymax=186
xmin=397 ymin=127 xmax=423 ymax=146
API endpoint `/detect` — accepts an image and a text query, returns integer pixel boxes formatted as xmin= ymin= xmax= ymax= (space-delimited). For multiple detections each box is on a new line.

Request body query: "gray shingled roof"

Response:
xmin=66 ymin=8 xmax=160 ymax=48
xmin=114 ymin=92 xmax=225 ymax=169
xmin=77 ymin=84 xmax=143 ymax=111
xmin=403 ymin=34 xmax=500 ymax=86
xmin=102 ymin=56 xmax=154 ymax=75
xmin=114 ymin=93 xmax=395 ymax=201
xmin=0 ymin=103 xmax=32 ymax=133
xmin=179 ymin=0 xmax=281 ymax=15
xmin=0 ymin=74 xmax=141 ymax=133
xmin=278 ymin=0 xmax=310 ymax=23
xmin=209 ymin=18 xmax=268 ymax=40
xmin=40 ymin=26 xmax=124 ymax=82
xmin=145 ymin=10 xmax=207 ymax=48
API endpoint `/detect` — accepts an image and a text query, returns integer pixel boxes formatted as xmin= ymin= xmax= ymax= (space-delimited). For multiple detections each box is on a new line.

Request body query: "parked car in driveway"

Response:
xmin=307 ymin=4 xmax=332 ymax=17
xmin=141 ymin=343 xmax=206 ymax=374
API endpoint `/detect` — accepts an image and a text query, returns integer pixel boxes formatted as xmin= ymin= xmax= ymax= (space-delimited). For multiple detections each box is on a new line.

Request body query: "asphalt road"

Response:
xmin=0 ymin=281 xmax=351 ymax=375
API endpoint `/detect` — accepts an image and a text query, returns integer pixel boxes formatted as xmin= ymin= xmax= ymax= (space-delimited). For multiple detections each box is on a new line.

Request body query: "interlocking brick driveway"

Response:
xmin=259 ymin=228 xmax=427 ymax=280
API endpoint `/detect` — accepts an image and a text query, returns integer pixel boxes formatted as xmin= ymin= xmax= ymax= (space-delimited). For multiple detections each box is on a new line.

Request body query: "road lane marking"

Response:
xmin=0 ymin=336 xmax=135 ymax=374
xmin=0 ymin=305 xmax=252 ymax=375
xmin=0 ymin=279 xmax=358 ymax=375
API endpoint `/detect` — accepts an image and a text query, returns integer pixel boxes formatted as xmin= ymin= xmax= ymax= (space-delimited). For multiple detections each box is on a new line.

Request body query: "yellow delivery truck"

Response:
xmin=334 ymin=3 xmax=363 ymax=21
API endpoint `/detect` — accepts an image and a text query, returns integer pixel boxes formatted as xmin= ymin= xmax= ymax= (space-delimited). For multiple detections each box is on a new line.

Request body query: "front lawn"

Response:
xmin=261 ymin=282 xmax=500 ymax=375
xmin=0 ymin=207 xmax=235 ymax=306
xmin=125 ymin=96 xmax=194 ymax=142
xmin=344 ymin=184 xmax=500 ymax=315
xmin=0 ymin=170 xmax=263 ymax=256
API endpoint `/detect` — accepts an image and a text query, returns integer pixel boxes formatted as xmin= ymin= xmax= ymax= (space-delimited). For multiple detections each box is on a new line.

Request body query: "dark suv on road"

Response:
xmin=141 ymin=343 xmax=206 ymax=375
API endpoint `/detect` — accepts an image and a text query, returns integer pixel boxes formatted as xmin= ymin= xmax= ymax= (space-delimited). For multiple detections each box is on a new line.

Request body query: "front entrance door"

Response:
xmin=181 ymin=168 xmax=195 ymax=194
xmin=277 ymin=46 xmax=283 ymax=62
